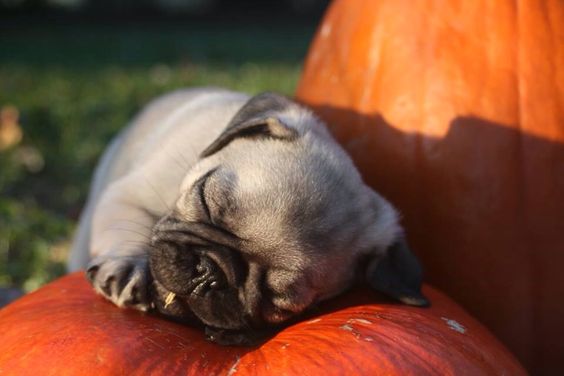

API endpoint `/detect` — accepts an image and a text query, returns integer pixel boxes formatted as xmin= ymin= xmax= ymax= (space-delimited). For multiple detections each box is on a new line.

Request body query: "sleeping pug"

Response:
xmin=68 ymin=88 xmax=428 ymax=345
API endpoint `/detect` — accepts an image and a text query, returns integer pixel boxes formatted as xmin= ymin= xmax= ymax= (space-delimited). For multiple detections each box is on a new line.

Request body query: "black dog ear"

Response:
xmin=366 ymin=236 xmax=430 ymax=307
xmin=200 ymin=92 xmax=299 ymax=158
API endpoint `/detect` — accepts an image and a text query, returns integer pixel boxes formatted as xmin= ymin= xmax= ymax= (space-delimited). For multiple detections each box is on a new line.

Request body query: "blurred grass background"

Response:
xmin=0 ymin=4 xmax=322 ymax=295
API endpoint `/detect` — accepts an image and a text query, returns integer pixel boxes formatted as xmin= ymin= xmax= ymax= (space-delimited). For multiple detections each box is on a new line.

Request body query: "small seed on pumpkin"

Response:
xmin=164 ymin=292 xmax=176 ymax=309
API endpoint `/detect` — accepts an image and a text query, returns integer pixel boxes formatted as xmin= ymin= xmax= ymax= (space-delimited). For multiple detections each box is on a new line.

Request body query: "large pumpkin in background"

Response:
xmin=0 ymin=272 xmax=525 ymax=375
xmin=296 ymin=0 xmax=564 ymax=374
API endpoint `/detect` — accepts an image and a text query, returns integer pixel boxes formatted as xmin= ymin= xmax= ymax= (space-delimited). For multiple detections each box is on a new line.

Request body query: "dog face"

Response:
xmin=149 ymin=93 xmax=428 ymax=332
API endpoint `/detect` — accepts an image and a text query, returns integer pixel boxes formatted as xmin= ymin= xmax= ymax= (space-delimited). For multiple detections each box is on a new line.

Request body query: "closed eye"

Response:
xmin=192 ymin=167 xmax=238 ymax=233
xmin=194 ymin=168 xmax=218 ymax=223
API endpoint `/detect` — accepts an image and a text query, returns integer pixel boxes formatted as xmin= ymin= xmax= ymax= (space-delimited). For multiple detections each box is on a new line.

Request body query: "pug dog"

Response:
xmin=68 ymin=87 xmax=428 ymax=345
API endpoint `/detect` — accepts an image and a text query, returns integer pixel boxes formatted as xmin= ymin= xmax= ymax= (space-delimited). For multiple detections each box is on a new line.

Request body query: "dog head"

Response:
xmin=149 ymin=92 xmax=428 ymax=333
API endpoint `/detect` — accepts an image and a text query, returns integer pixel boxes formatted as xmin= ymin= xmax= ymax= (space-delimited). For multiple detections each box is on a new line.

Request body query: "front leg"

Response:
xmin=86 ymin=179 xmax=165 ymax=312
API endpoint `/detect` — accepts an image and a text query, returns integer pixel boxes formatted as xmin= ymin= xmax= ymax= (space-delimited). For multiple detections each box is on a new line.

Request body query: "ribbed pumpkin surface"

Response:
xmin=0 ymin=272 xmax=525 ymax=375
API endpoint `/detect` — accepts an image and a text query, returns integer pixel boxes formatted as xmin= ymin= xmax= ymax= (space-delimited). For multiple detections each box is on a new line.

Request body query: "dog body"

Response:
xmin=69 ymin=88 xmax=427 ymax=342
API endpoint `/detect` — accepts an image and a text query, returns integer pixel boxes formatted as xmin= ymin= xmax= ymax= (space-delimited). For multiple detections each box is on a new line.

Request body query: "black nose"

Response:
xmin=190 ymin=256 xmax=227 ymax=296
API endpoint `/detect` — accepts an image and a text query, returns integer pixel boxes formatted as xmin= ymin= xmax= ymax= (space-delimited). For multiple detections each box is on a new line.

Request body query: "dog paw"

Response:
xmin=86 ymin=255 xmax=152 ymax=312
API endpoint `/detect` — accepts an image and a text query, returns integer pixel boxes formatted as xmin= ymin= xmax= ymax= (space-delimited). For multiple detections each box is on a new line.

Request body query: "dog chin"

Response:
xmin=261 ymin=305 xmax=296 ymax=324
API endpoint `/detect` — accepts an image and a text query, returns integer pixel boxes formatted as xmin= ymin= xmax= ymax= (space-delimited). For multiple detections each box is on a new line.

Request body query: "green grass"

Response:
xmin=0 ymin=22 xmax=315 ymax=292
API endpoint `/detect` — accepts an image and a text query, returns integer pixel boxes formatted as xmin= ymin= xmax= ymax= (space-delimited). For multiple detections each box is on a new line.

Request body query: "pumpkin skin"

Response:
xmin=0 ymin=272 xmax=524 ymax=375
xmin=296 ymin=0 xmax=564 ymax=374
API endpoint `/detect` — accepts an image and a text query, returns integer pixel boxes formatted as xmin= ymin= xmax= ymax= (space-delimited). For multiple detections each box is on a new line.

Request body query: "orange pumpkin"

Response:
xmin=0 ymin=272 xmax=524 ymax=375
xmin=296 ymin=0 xmax=564 ymax=374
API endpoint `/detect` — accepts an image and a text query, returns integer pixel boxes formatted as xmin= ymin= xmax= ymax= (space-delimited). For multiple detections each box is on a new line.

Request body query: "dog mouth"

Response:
xmin=148 ymin=249 xmax=243 ymax=330
xmin=149 ymin=218 xmax=251 ymax=330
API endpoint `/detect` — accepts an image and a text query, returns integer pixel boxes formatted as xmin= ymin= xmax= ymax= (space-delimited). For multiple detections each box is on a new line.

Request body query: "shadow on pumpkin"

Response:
xmin=300 ymin=103 xmax=564 ymax=374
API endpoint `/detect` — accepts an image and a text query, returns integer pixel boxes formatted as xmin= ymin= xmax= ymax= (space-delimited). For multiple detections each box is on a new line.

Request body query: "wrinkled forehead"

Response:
xmin=219 ymin=143 xmax=341 ymax=206
xmin=219 ymin=148 xmax=366 ymax=228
